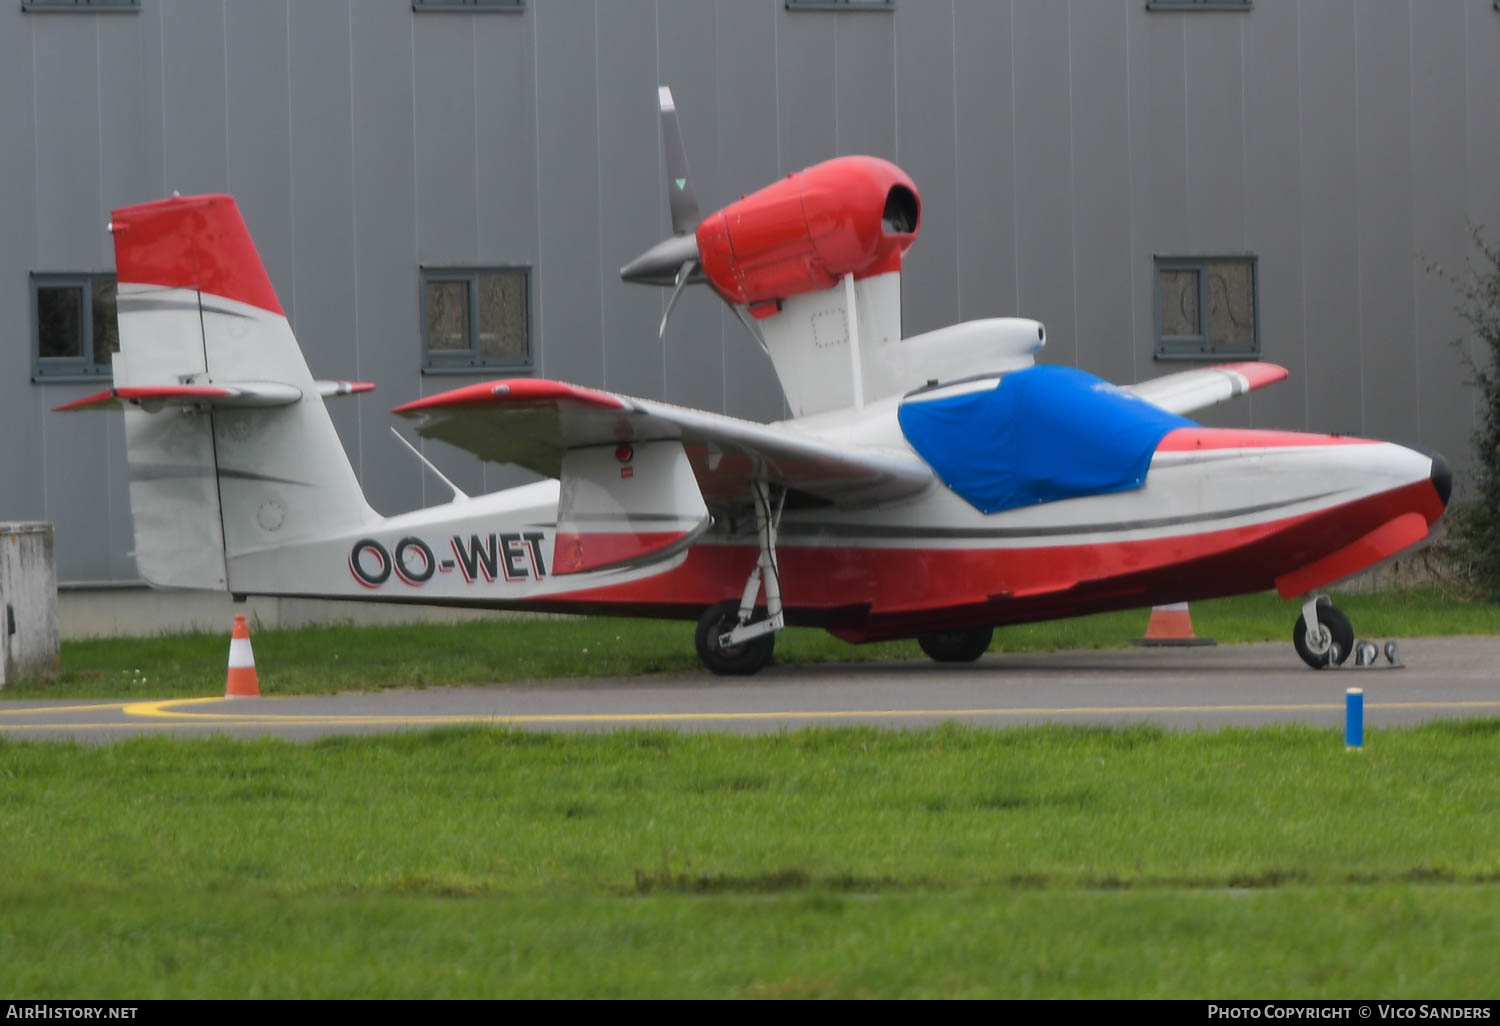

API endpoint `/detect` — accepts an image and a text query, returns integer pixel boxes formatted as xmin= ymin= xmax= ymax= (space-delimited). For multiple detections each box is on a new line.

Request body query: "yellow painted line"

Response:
xmin=121 ymin=698 xmax=225 ymax=716
xmin=0 ymin=721 xmax=260 ymax=732
xmin=102 ymin=697 xmax=1500 ymax=728
xmin=0 ymin=701 xmax=137 ymax=716
xmin=3 ymin=696 xmax=1495 ymax=734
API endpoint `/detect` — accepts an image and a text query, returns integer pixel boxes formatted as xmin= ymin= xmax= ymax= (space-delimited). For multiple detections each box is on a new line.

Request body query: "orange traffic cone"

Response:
xmin=1130 ymin=602 xmax=1216 ymax=647
xmin=224 ymin=613 xmax=261 ymax=698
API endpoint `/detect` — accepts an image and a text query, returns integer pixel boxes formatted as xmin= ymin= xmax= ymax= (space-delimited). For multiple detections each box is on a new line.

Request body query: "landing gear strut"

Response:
xmin=1293 ymin=595 xmax=1354 ymax=669
xmin=695 ymin=482 xmax=785 ymax=676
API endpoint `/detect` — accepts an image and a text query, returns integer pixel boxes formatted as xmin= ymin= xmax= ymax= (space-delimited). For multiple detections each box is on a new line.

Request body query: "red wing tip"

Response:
xmin=392 ymin=379 xmax=626 ymax=415
xmin=53 ymin=389 xmax=119 ymax=412
xmin=1218 ymin=361 xmax=1290 ymax=388
xmin=320 ymin=380 xmax=376 ymax=396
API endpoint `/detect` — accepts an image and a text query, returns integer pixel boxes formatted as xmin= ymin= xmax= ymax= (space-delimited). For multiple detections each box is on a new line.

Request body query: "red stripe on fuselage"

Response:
xmin=1156 ymin=427 xmax=1376 ymax=452
xmin=525 ymin=477 xmax=1444 ymax=640
xmin=553 ymin=530 xmax=698 ymax=575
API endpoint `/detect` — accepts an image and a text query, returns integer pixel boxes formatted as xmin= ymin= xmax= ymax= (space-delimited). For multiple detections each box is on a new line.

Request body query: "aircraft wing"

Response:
xmin=393 ymin=379 xmax=933 ymax=513
xmin=1123 ymin=362 xmax=1288 ymax=416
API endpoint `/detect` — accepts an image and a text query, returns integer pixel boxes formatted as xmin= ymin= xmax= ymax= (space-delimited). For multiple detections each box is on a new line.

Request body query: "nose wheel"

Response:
xmin=1293 ymin=596 xmax=1354 ymax=669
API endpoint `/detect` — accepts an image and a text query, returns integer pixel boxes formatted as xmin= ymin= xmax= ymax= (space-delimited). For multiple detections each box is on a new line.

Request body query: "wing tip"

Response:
xmin=392 ymin=378 xmax=626 ymax=416
xmin=1219 ymin=361 xmax=1290 ymax=389
xmin=53 ymin=388 xmax=119 ymax=412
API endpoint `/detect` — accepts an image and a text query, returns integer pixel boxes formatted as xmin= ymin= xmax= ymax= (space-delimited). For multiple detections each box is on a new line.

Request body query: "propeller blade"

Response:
xmin=659 ymin=86 xmax=701 ymax=236
xmin=727 ymin=300 xmax=766 ymax=350
xmin=658 ymin=258 xmax=698 ymax=338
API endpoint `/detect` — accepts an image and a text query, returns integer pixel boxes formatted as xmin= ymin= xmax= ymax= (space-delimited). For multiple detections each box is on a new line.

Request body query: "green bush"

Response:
xmin=1440 ymin=228 xmax=1500 ymax=600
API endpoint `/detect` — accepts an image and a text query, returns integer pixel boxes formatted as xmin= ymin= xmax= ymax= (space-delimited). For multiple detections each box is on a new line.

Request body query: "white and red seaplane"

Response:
xmin=62 ymin=89 xmax=1449 ymax=674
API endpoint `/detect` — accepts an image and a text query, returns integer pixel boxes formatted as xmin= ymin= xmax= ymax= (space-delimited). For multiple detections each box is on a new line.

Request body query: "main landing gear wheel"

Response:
xmin=1293 ymin=597 xmax=1354 ymax=669
xmin=917 ymin=627 xmax=994 ymax=663
xmin=695 ymin=599 xmax=775 ymax=676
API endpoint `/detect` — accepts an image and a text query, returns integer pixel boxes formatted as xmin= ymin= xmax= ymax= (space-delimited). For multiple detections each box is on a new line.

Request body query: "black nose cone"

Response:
xmin=1430 ymin=451 xmax=1452 ymax=508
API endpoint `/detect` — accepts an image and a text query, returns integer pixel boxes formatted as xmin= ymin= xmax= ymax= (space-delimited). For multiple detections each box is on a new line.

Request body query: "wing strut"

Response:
xmin=722 ymin=481 xmax=787 ymax=647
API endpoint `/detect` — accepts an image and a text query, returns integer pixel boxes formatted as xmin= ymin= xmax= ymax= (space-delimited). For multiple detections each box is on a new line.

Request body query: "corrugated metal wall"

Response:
xmin=2 ymin=0 xmax=1497 ymax=583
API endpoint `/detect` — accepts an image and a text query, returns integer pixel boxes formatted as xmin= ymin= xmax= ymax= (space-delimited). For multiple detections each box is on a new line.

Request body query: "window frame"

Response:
xmin=411 ymin=0 xmax=525 ymax=12
xmin=1145 ymin=0 xmax=1251 ymax=11
xmin=31 ymin=272 xmax=120 ymax=382
xmin=1152 ymin=255 xmax=1261 ymax=362
xmin=21 ymin=0 xmax=140 ymax=12
xmin=785 ymin=0 xmax=894 ymax=11
xmin=420 ymin=266 xmax=534 ymax=375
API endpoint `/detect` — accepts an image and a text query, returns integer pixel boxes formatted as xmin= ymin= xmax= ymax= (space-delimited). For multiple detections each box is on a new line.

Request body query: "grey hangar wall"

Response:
xmin=3 ymin=0 xmax=1497 ymax=587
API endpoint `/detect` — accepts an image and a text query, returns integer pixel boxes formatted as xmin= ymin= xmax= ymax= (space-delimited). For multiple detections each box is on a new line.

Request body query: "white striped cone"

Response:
xmin=225 ymin=613 xmax=261 ymax=698
xmin=1130 ymin=602 xmax=1216 ymax=647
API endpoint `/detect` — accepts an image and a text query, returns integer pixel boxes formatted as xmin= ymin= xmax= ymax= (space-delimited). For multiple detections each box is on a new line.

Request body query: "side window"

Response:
xmin=32 ymin=273 xmax=119 ymax=381
xmin=421 ymin=267 xmax=532 ymax=373
xmin=1154 ymin=256 xmax=1259 ymax=361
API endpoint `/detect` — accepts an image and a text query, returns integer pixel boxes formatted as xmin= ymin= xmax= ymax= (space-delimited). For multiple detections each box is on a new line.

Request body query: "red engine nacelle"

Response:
xmin=695 ymin=156 xmax=920 ymax=309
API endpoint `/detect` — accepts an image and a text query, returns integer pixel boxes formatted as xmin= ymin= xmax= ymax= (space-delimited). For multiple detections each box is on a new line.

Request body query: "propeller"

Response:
xmin=620 ymin=87 xmax=758 ymax=345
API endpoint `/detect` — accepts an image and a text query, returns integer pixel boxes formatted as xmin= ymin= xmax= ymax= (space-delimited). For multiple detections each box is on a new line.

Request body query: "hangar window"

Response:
xmin=22 ymin=0 xmax=140 ymax=11
xmin=421 ymin=267 xmax=532 ymax=374
xmin=786 ymin=1 xmax=894 ymax=11
xmin=1146 ymin=0 xmax=1251 ymax=10
xmin=31 ymin=273 xmax=119 ymax=381
xmin=1154 ymin=256 xmax=1259 ymax=361
xmin=412 ymin=0 xmax=524 ymax=11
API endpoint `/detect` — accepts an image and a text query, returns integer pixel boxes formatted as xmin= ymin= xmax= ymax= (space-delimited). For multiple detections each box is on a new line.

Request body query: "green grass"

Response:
xmin=9 ymin=588 xmax=1498 ymax=699
xmin=4 ymin=723 xmax=1500 ymax=997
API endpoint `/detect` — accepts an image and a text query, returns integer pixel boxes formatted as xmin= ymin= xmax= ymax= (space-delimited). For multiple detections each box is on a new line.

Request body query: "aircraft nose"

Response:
xmin=1429 ymin=450 xmax=1452 ymax=508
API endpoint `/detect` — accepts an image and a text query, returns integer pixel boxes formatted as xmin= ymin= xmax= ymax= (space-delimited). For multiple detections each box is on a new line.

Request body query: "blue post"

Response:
xmin=1345 ymin=687 xmax=1364 ymax=750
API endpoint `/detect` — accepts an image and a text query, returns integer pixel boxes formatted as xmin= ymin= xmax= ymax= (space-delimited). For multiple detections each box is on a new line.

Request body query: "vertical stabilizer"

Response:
xmin=107 ymin=195 xmax=377 ymax=590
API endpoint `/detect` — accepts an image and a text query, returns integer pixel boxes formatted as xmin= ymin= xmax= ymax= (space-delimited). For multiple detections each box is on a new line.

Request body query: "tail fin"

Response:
xmin=97 ymin=195 xmax=376 ymax=590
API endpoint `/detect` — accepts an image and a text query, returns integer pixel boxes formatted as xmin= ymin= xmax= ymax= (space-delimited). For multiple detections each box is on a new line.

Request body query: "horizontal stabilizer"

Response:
xmin=56 ymin=379 xmax=373 ymax=412
xmin=393 ymin=377 xmax=933 ymax=514
xmin=56 ymin=382 xmax=299 ymax=411
xmin=1124 ymin=362 xmax=1288 ymax=416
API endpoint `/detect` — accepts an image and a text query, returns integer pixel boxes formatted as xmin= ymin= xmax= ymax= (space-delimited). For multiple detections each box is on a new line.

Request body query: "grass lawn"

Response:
xmin=3 ymin=723 xmax=1500 ymax=998
xmin=8 ymin=588 xmax=1497 ymax=699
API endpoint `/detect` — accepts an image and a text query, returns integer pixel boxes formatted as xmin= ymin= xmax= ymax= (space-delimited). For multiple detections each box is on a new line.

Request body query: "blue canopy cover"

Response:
xmin=896 ymin=365 xmax=1193 ymax=514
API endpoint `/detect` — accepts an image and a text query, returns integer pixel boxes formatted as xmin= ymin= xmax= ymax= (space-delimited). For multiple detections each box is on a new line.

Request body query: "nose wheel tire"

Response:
xmin=917 ymin=627 xmax=995 ymax=663
xmin=1293 ymin=600 xmax=1354 ymax=669
xmin=695 ymin=599 xmax=775 ymax=676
